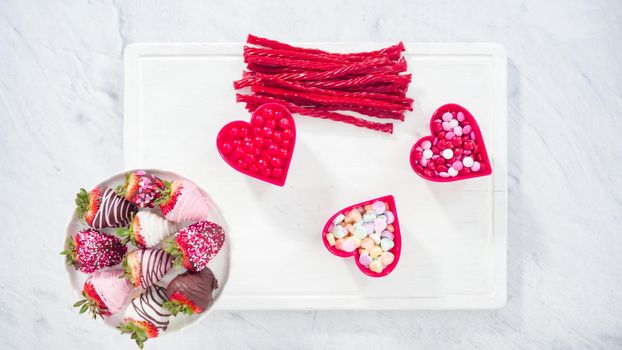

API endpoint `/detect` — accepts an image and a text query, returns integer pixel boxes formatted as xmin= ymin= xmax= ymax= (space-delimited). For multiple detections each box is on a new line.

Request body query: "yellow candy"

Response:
xmin=380 ymin=252 xmax=395 ymax=266
xmin=358 ymin=248 xmax=369 ymax=255
xmin=345 ymin=224 xmax=355 ymax=234
xmin=386 ymin=224 xmax=395 ymax=232
xmin=364 ymin=204 xmax=372 ymax=211
xmin=326 ymin=233 xmax=336 ymax=246
xmin=361 ymin=237 xmax=374 ymax=250
xmin=348 ymin=210 xmax=362 ymax=222
xmin=369 ymin=260 xmax=383 ymax=273
xmin=370 ymin=245 xmax=383 ymax=258
xmin=354 ymin=237 xmax=362 ymax=248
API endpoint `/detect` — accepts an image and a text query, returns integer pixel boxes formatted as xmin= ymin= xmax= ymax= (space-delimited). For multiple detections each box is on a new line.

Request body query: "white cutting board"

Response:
xmin=124 ymin=43 xmax=507 ymax=309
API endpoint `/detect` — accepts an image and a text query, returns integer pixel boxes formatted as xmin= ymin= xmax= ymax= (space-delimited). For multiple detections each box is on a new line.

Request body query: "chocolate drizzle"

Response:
xmin=92 ymin=187 xmax=137 ymax=229
xmin=166 ymin=268 xmax=218 ymax=311
xmin=129 ymin=285 xmax=171 ymax=330
xmin=139 ymin=249 xmax=173 ymax=289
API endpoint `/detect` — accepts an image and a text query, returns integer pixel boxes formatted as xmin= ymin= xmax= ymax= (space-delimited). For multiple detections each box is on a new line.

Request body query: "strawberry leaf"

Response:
xmin=163 ymin=238 xmax=184 ymax=268
xmin=75 ymin=188 xmax=90 ymax=222
xmin=61 ymin=236 xmax=77 ymax=266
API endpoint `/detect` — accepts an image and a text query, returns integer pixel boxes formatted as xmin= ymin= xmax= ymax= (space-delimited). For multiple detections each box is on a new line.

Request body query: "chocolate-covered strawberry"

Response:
xmin=76 ymin=187 xmax=137 ymax=229
xmin=156 ymin=179 xmax=210 ymax=223
xmin=116 ymin=211 xmax=179 ymax=248
xmin=61 ymin=229 xmax=127 ymax=273
xmin=122 ymin=248 xmax=173 ymax=288
xmin=118 ymin=285 xmax=171 ymax=349
xmin=116 ymin=170 xmax=165 ymax=208
xmin=74 ymin=269 xmax=132 ymax=318
xmin=163 ymin=268 xmax=218 ymax=315
xmin=164 ymin=220 xmax=225 ymax=272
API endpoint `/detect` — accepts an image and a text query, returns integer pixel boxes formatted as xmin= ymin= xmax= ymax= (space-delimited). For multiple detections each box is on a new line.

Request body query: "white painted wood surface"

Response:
xmin=123 ymin=43 xmax=507 ymax=309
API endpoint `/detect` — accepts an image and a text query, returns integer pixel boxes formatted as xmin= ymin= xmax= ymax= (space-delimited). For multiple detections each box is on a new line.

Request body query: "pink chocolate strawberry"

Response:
xmin=73 ymin=269 xmax=132 ymax=318
xmin=61 ymin=229 xmax=127 ymax=273
xmin=116 ymin=170 xmax=165 ymax=208
xmin=164 ymin=220 xmax=225 ymax=272
xmin=75 ymin=187 xmax=137 ymax=229
xmin=156 ymin=179 xmax=210 ymax=223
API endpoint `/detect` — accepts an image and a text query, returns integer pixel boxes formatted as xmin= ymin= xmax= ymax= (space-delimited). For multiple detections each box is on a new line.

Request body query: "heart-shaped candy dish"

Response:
xmin=216 ymin=103 xmax=296 ymax=186
xmin=410 ymin=103 xmax=492 ymax=181
xmin=322 ymin=195 xmax=401 ymax=278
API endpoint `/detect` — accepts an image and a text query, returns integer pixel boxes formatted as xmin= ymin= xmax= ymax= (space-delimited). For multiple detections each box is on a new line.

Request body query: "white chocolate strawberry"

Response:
xmin=116 ymin=211 xmax=179 ymax=248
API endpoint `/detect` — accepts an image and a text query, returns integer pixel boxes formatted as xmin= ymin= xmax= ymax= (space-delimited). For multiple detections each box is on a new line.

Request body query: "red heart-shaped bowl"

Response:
xmin=410 ymin=103 xmax=492 ymax=182
xmin=321 ymin=195 xmax=402 ymax=278
xmin=216 ymin=103 xmax=296 ymax=186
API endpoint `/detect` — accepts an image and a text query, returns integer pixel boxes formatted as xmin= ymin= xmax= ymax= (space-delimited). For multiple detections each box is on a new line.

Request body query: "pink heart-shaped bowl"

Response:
xmin=216 ymin=103 xmax=296 ymax=186
xmin=410 ymin=103 xmax=492 ymax=182
xmin=321 ymin=195 xmax=402 ymax=278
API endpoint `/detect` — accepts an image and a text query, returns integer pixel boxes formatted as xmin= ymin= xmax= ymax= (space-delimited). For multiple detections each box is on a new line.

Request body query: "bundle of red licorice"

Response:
xmin=234 ymin=35 xmax=413 ymax=134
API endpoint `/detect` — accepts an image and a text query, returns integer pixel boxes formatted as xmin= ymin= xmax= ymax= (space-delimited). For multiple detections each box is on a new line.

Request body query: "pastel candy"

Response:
xmin=386 ymin=224 xmax=394 ymax=232
xmin=370 ymin=245 xmax=383 ymax=258
xmin=354 ymin=223 xmax=367 ymax=239
xmin=385 ymin=211 xmax=395 ymax=224
xmin=335 ymin=238 xmax=344 ymax=250
xmin=381 ymin=230 xmax=394 ymax=240
xmin=362 ymin=212 xmax=376 ymax=222
xmin=345 ymin=224 xmax=355 ymax=234
xmin=369 ymin=260 xmax=383 ymax=273
xmin=369 ymin=233 xmax=381 ymax=245
xmin=341 ymin=237 xmax=357 ymax=253
xmin=371 ymin=201 xmax=386 ymax=214
xmin=380 ymin=252 xmax=395 ymax=266
xmin=374 ymin=219 xmax=387 ymax=234
xmin=326 ymin=233 xmax=336 ymax=246
xmin=333 ymin=213 xmax=345 ymax=225
xmin=354 ymin=227 xmax=368 ymax=240
xmin=359 ymin=253 xmax=372 ymax=267
xmin=380 ymin=238 xmax=395 ymax=252
xmin=346 ymin=210 xmax=362 ymax=223
xmin=362 ymin=222 xmax=374 ymax=234
xmin=332 ymin=225 xmax=346 ymax=239
xmin=361 ymin=237 xmax=375 ymax=251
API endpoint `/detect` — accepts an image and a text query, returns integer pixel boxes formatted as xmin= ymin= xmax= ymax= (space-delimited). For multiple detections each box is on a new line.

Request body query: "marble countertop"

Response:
xmin=1 ymin=0 xmax=620 ymax=349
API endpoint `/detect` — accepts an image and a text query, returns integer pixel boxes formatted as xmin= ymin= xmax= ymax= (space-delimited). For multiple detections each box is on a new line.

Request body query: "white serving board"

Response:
xmin=124 ymin=43 xmax=507 ymax=309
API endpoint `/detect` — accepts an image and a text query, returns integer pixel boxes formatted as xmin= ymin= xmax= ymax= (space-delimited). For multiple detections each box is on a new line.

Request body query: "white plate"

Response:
xmin=124 ymin=43 xmax=507 ymax=309
xmin=65 ymin=169 xmax=231 ymax=333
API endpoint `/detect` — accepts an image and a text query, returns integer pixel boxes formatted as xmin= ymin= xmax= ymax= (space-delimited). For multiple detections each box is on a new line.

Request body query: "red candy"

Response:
xmin=217 ymin=103 xmax=296 ymax=186
xmin=409 ymin=104 xmax=491 ymax=181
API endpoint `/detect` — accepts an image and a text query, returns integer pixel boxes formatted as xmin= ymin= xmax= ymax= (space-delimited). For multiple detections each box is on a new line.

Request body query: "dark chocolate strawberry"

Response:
xmin=163 ymin=268 xmax=218 ymax=315
xmin=164 ymin=220 xmax=225 ymax=272
xmin=61 ymin=229 xmax=127 ymax=273
xmin=76 ymin=187 xmax=137 ymax=229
